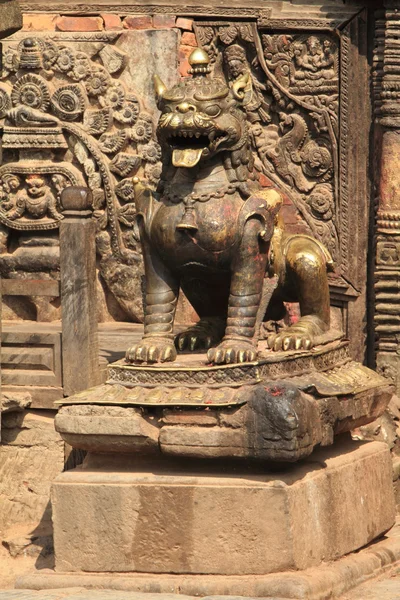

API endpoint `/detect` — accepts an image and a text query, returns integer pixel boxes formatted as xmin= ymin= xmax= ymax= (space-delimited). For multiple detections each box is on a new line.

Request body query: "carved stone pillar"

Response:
xmin=374 ymin=3 xmax=400 ymax=390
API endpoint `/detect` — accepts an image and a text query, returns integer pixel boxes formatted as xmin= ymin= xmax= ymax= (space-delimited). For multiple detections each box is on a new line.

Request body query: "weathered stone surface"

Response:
xmin=0 ymin=410 xmax=64 ymax=536
xmin=55 ymin=404 xmax=159 ymax=453
xmin=13 ymin=516 xmax=400 ymax=600
xmin=0 ymin=1 xmax=22 ymax=38
xmin=116 ymin=29 xmax=179 ymax=118
xmin=51 ymin=440 xmax=395 ymax=576
xmin=1 ymin=390 xmax=31 ymax=413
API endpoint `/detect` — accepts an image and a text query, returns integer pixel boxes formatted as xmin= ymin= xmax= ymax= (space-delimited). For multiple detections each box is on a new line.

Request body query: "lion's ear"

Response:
xmin=154 ymin=74 xmax=167 ymax=105
xmin=231 ymin=72 xmax=252 ymax=106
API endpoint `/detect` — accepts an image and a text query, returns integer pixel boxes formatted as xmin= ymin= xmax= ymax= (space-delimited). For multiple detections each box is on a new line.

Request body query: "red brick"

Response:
xmin=179 ymin=44 xmax=193 ymax=78
xmin=181 ymin=31 xmax=196 ymax=46
xmin=176 ymin=17 xmax=193 ymax=31
xmin=123 ymin=15 xmax=152 ymax=29
xmin=23 ymin=13 xmax=58 ymax=31
xmin=153 ymin=14 xmax=175 ymax=28
xmin=101 ymin=13 xmax=123 ymax=30
xmin=55 ymin=16 xmax=103 ymax=32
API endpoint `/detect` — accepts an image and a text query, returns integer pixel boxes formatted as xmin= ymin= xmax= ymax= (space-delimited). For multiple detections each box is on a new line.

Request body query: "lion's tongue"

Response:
xmin=172 ymin=148 xmax=203 ymax=168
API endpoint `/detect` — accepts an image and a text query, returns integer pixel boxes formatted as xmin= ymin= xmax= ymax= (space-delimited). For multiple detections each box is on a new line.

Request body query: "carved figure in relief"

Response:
xmin=5 ymin=175 xmax=63 ymax=222
xmin=126 ymin=48 xmax=333 ymax=365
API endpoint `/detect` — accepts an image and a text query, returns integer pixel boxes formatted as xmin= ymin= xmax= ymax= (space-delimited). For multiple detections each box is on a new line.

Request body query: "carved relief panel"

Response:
xmin=0 ymin=30 xmax=178 ymax=321
xmin=194 ymin=15 xmax=369 ymax=358
xmin=0 ymin=13 xmax=369 ymax=358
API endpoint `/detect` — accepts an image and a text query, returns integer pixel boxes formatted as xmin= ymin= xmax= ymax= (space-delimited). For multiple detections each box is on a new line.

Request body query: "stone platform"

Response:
xmin=54 ymin=337 xmax=393 ymax=462
xmin=16 ymin=439 xmax=396 ymax=599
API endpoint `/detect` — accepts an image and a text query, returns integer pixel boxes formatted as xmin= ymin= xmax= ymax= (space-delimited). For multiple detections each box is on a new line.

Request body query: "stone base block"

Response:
xmin=16 ymin=519 xmax=400 ymax=600
xmin=50 ymin=440 xmax=395 ymax=576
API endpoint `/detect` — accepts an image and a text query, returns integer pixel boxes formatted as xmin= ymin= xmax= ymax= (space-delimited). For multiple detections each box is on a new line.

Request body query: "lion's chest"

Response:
xmin=149 ymin=195 xmax=243 ymax=271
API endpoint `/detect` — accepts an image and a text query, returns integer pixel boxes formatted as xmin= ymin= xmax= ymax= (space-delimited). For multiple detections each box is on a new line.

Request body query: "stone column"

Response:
xmin=374 ymin=3 xmax=400 ymax=391
xmin=60 ymin=186 xmax=99 ymax=396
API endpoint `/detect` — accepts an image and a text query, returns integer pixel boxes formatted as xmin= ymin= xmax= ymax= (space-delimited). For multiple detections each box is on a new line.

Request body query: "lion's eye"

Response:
xmin=204 ymin=104 xmax=221 ymax=117
xmin=163 ymin=105 xmax=172 ymax=113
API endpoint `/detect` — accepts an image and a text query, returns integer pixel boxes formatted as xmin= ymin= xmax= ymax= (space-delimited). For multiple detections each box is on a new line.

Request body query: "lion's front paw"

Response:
xmin=207 ymin=340 xmax=257 ymax=365
xmin=267 ymin=329 xmax=313 ymax=352
xmin=125 ymin=338 xmax=177 ymax=364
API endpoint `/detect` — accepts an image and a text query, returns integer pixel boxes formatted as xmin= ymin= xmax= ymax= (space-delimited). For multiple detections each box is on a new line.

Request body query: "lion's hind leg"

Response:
xmin=267 ymin=235 xmax=331 ymax=351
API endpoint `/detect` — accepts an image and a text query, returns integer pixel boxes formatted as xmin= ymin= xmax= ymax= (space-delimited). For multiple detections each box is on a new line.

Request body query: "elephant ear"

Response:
xmin=231 ymin=71 xmax=252 ymax=106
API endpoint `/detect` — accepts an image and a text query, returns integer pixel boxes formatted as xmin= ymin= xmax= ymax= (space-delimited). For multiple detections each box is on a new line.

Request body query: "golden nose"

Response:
xmin=176 ymin=102 xmax=195 ymax=113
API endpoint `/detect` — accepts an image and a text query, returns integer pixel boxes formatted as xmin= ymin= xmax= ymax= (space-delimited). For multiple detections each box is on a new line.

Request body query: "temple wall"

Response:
xmin=0 ymin=4 xmax=369 ymax=362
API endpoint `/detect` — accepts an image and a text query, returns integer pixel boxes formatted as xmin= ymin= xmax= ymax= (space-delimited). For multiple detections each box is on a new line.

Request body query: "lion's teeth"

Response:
xmin=195 ymin=132 xmax=200 ymax=138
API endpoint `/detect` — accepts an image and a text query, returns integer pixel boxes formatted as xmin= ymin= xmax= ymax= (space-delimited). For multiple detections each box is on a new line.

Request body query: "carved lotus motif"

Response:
xmin=138 ymin=141 xmax=161 ymax=164
xmin=2 ymin=48 xmax=19 ymax=76
xmin=51 ymin=84 xmax=87 ymax=121
xmin=11 ymin=73 xmax=50 ymax=111
xmin=56 ymin=47 xmax=75 ymax=73
xmin=114 ymin=101 xmax=139 ymax=125
xmin=85 ymin=66 xmax=111 ymax=97
xmin=71 ymin=52 xmax=91 ymax=81
xmin=129 ymin=118 xmax=153 ymax=143
xmin=104 ymin=84 xmax=125 ymax=109
xmin=144 ymin=162 xmax=162 ymax=186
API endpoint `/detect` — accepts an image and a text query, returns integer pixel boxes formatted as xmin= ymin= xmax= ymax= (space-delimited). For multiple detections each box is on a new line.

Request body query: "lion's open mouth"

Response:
xmin=165 ymin=130 xmax=226 ymax=168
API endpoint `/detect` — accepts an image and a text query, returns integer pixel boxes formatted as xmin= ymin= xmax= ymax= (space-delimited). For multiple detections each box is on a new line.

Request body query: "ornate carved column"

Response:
xmin=374 ymin=2 xmax=400 ymax=390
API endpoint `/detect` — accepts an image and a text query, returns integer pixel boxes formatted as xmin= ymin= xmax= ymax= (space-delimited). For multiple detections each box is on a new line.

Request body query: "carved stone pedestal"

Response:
xmin=17 ymin=440 xmax=397 ymax=599
xmin=17 ymin=338 xmax=398 ymax=597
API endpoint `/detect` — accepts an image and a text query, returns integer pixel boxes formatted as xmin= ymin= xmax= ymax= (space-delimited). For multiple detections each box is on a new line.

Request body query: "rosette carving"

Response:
xmin=51 ymin=84 xmax=87 ymax=121
xmin=11 ymin=73 xmax=50 ymax=111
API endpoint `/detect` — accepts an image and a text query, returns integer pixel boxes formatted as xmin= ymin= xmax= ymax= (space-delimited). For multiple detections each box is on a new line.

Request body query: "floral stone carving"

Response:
xmin=0 ymin=33 xmax=168 ymax=321
xmin=195 ymin=24 xmax=339 ymax=264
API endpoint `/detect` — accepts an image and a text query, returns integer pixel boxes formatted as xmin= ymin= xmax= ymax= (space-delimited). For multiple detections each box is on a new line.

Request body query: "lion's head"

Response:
xmin=154 ymin=47 xmax=252 ymax=169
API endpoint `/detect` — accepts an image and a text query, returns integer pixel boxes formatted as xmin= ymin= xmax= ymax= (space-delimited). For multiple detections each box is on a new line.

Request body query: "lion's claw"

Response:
xmin=125 ymin=339 xmax=177 ymax=364
xmin=207 ymin=341 xmax=257 ymax=365
xmin=267 ymin=329 xmax=313 ymax=352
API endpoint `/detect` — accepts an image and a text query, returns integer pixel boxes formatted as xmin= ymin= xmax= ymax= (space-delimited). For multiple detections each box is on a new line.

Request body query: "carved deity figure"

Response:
xmin=126 ymin=48 xmax=333 ymax=365
xmin=5 ymin=175 xmax=63 ymax=222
